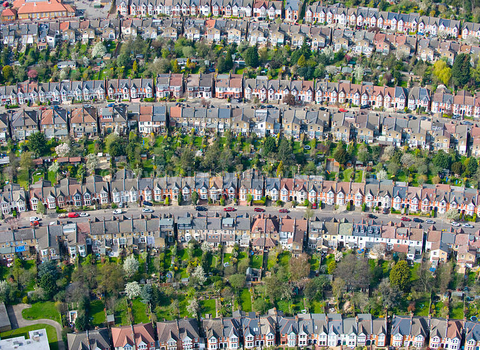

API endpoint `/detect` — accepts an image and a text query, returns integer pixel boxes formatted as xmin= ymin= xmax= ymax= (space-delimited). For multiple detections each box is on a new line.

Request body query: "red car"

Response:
xmin=312 ymin=202 xmax=318 ymax=209
xmin=401 ymin=217 xmax=411 ymax=221
xmin=279 ymin=209 xmax=289 ymax=213
xmin=224 ymin=207 xmax=236 ymax=212
xmin=68 ymin=212 xmax=80 ymax=218
xmin=254 ymin=208 xmax=265 ymax=212
xmin=339 ymin=108 xmax=347 ymax=112
xmin=30 ymin=220 xmax=39 ymax=226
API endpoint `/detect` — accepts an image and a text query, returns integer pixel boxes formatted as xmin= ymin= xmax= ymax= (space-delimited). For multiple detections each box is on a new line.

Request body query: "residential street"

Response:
xmin=15 ymin=204 xmax=478 ymax=234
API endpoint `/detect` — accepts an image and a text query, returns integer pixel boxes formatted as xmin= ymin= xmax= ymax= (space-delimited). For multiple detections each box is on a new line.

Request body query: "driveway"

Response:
xmin=6 ymin=304 xmax=65 ymax=350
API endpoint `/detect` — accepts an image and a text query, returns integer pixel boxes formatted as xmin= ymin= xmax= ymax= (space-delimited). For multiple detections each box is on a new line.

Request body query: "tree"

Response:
xmin=283 ymin=93 xmax=296 ymax=106
xmin=244 ymin=46 xmax=259 ymax=68
xmin=452 ymin=53 xmax=471 ymax=87
xmin=36 ymin=201 xmax=46 ymax=215
xmin=123 ymin=255 xmax=140 ymax=278
xmin=178 ymin=192 xmax=183 ymax=206
xmin=28 ymin=132 xmax=48 ymax=158
xmin=86 ymin=154 xmax=98 ymax=174
xmin=414 ymin=261 xmax=435 ymax=293
xmin=297 ymin=54 xmax=307 ymax=67
xmin=376 ymin=170 xmax=388 ymax=180
xmin=371 ymin=244 xmax=386 ymax=258
xmin=264 ymin=275 xmax=283 ymax=302
xmin=276 ymin=161 xmax=284 ymax=177
xmin=327 ymin=260 xmax=337 ymax=275
xmin=75 ymin=312 xmax=89 ymax=331
xmin=165 ymin=196 xmax=170 ymax=206
xmin=466 ymin=158 xmax=478 ymax=176
xmin=289 ymin=254 xmax=309 ymax=282
xmin=55 ymin=143 xmax=70 ymax=157
xmin=253 ymin=298 xmax=269 ymax=314
xmin=97 ymin=262 xmax=125 ymax=296
xmin=92 ymin=42 xmax=107 ymax=58
xmin=334 ymin=254 xmax=371 ymax=290
xmin=333 ymin=143 xmax=348 ymax=165
xmin=433 ymin=60 xmax=452 ymax=85
xmin=191 ymin=191 xmax=199 ymax=205
xmin=378 ymin=278 xmax=401 ymax=309
xmin=389 ymin=260 xmax=411 ymax=292
xmin=357 ymin=144 xmax=370 ymax=164
xmin=436 ymin=261 xmax=453 ymax=294
xmin=2 ymin=65 xmax=12 ymax=81
xmin=38 ymin=260 xmax=58 ymax=299
xmin=229 ymin=274 xmax=246 ymax=291
xmin=0 ymin=281 xmax=10 ymax=302
xmin=187 ymin=298 xmax=199 ymax=317
xmin=191 ymin=265 xmax=206 ymax=286
xmin=125 ymin=281 xmax=141 ymax=299
xmin=27 ymin=69 xmax=38 ymax=80
xmin=451 ymin=161 xmax=465 ymax=176
xmin=20 ymin=152 xmax=34 ymax=170
xmin=433 ymin=150 xmax=451 ymax=169
xmin=304 ymin=276 xmax=329 ymax=300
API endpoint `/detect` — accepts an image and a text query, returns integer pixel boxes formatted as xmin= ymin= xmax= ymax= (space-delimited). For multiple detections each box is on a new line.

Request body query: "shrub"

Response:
xmin=112 ymin=203 xmax=118 ymax=209
xmin=362 ymin=203 xmax=366 ymax=212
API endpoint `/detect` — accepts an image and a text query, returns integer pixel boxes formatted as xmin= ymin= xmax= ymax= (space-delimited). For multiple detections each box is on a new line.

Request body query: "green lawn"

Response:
xmin=115 ymin=298 xmax=130 ymax=325
xmin=132 ymin=299 xmax=150 ymax=323
xmin=310 ymin=300 xmax=325 ymax=313
xmin=450 ymin=301 xmax=464 ymax=319
xmin=251 ymin=255 xmax=263 ymax=269
xmin=342 ymin=168 xmax=354 ymax=181
xmin=278 ymin=251 xmax=292 ymax=267
xmin=223 ymin=253 xmax=232 ymax=264
xmin=22 ymin=302 xmax=61 ymax=324
xmin=17 ymin=169 xmax=29 ymax=189
xmin=0 ymin=324 xmax=58 ymax=350
xmin=240 ymin=288 xmax=252 ymax=312
xmin=90 ymin=300 xmax=106 ymax=327
xmin=310 ymin=255 xmax=320 ymax=271
xmin=201 ymin=299 xmax=216 ymax=317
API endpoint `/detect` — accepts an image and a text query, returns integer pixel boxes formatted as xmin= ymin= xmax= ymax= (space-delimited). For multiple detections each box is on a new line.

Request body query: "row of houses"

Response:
xmin=4 ymin=75 xmax=480 ymax=118
xmin=6 ymin=168 xmax=480 ymax=218
xmin=4 ymin=102 xmax=479 ymax=159
xmin=1 ymin=188 xmax=478 ymax=270
xmin=115 ymin=0 xmax=300 ymax=21
xmin=49 ymin=312 xmax=480 ymax=350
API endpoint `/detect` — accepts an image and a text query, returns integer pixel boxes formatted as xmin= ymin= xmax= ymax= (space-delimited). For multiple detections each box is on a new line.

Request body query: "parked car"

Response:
xmin=107 ymin=103 xmax=114 ymax=107
xmin=367 ymin=214 xmax=377 ymax=219
xmin=143 ymin=201 xmax=153 ymax=206
xmin=30 ymin=220 xmax=39 ymax=226
xmin=463 ymin=223 xmax=474 ymax=228
xmin=29 ymin=216 xmax=40 ymax=222
xmin=142 ymin=208 xmax=154 ymax=213
xmin=57 ymin=213 xmax=67 ymax=218
xmin=451 ymin=222 xmax=461 ymax=227
xmin=312 ymin=202 xmax=317 ymax=209
xmin=195 ymin=206 xmax=208 ymax=211
xmin=113 ymin=209 xmax=122 ymax=214
xmin=254 ymin=208 xmax=265 ymax=212
xmin=401 ymin=217 xmax=411 ymax=221
xmin=79 ymin=212 xmax=89 ymax=217
xmin=224 ymin=207 xmax=236 ymax=212
xmin=339 ymin=108 xmax=347 ymax=112
xmin=413 ymin=218 xmax=423 ymax=223
xmin=279 ymin=209 xmax=289 ymax=213
xmin=68 ymin=212 xmax=80 ymax=218
xmin=426 ymin=219 xmax=435 ymax=224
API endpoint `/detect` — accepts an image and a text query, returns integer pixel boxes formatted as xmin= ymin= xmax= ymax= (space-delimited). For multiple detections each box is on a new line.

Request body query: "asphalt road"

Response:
xmin=17 ymin=205 xmax=478 ymax=234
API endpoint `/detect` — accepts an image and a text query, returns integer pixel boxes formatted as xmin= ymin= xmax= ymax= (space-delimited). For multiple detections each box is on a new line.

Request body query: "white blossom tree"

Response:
xmin=381 ymin=145 xmax=395 ymax=162
xmin=0 ymin=280 xmax=9 ymax=302
xmin=371 ymin=244 xmax=386 ymax=258
xmin=86 ymin=154 xmax=98 ymax=174
xmin=123 ymin=255 xmax=140 ymax=278
xmin=92 ymin=42 xmax=107 ymax=58
xmin=55 ymin=143 xmax=70 ymax=157
xmin=191 ymin=265 xmax=206 ymax=286
xmin=376 ymin=170 xmax=388 ymax=180
xmin=186 ymin=298 xmax=199 ymax=317
xmin=201 ymin=241 xmax=210 ymax=253
xmin=125 ymin=281 xmax=141 ymax=299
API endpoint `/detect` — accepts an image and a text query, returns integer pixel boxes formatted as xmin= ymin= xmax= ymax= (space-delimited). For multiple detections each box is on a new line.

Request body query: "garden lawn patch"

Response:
xmin=132 ymin=299 xmax=150 ymax=323
xmin=309 ymin=255 xmax=320 ymax=271
xmin=90 ymin=300 xmax=106 ymax=326
xmin=414 ymin=296 xmax=430 ymax=316
xmin=115 ymin=298 xmax=130 ymax=326
xmin=278 ymin=251 xmax=292 ymax=268
xmin=240 ymin=288 xmax=252 ymax=312
xmin=22 ymin=301 xmax=61 ymax=324
xmin=450 ymin=301 xmax=464 ymax=319
xmin=251 ymin=255 xmax=263 ymax=269
xmin=0 ymin=324 xmax=58 ymax=350
xmin=310 ymin=300 xmax=325 ymax=313
xmin=223 ymin=253 xmax=232 ymax=264
xmin=201 ymin=299 xmax=216 ymax=316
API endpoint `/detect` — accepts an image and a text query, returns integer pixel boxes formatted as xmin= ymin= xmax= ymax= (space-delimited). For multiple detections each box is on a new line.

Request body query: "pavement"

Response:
xmin=6 ymin=304 xmax=64 ymax=350
xmin=14 ymin=204 xmax=479 ymax=234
